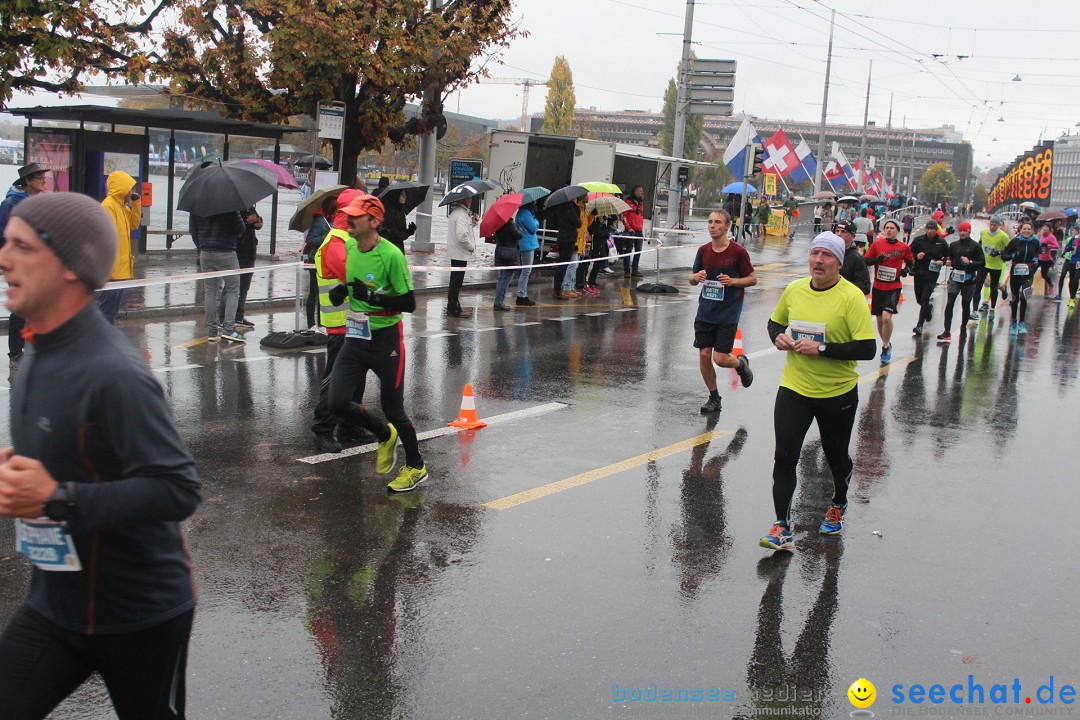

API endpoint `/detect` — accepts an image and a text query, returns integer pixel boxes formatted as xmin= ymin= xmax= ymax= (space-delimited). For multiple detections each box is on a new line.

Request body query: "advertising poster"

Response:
xmin=26 ymin=128 xmax=73 ymax=193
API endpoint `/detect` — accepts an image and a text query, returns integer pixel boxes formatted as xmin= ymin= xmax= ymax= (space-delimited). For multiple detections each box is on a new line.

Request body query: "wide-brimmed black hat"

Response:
xmin=15 ymin=163 xmax=47 ymax=185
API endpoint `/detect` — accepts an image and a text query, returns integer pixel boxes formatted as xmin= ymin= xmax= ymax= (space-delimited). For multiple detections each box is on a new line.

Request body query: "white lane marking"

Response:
xmin=464 ymin=327 xmax=502 ymax=333
xmin=513 ymin=322 xmax=542 ymax=326
xmin=297 ymin=402 xmax=567 ymax=464
xmin=303 ymin=347 xmax=326 ymax=354
xmin=232 ymin=355 xmax=277 ymax=363
xmin=424 ymin=332 xmax=457 ymax=339
xmin=152 ymin=364 xmax=203 ymax=373
xmin=614 ymin=308 xmax=637 ymax=312
xmin=547 ymin=317 xmax=577 ymax=322
xmin=584 ymin=312 xmax=609 ymax=316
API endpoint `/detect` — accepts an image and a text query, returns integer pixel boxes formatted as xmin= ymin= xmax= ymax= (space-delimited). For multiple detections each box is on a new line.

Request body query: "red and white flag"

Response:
xmin=761 ymin=129 xmax=799 ymax=179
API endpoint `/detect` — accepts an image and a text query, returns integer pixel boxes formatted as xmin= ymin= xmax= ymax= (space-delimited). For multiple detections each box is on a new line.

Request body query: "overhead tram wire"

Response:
xmin=779 ymin=0 xmax=989 ymax=110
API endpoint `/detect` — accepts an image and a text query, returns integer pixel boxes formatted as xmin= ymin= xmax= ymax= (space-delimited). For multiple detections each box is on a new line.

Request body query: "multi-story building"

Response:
xmin=532 ymin=110 xmax=974 ymax=202
xmin=1050 ymin=134 xmax=1080 ymax=210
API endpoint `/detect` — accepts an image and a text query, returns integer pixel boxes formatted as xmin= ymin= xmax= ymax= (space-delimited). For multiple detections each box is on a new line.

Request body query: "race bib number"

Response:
xmin=16 ymin=519 xmax=82 ymax=572
xmin=951 ymin=270 xmax=969 ymax=283
xmin=789 ymin=320 xmax=826 ymax=344
xmin=1012 ymin=264 xmax=1030 ymax=277
xmin=928 ymin=260 xmax=943 ymax=273
xmin=345 ymin=310 xmax=372 ymax=339
xmin=876 ymin=265 xmax=898 ymax=283
xmin=701 ymin=280 xmax=725 ymax=302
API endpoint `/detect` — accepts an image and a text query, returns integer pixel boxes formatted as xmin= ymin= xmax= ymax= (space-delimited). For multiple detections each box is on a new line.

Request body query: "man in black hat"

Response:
xmin=835 ymin=219 xmax=871 ymax=295
xmin=0 ymin=163 xmax=49 ymax=371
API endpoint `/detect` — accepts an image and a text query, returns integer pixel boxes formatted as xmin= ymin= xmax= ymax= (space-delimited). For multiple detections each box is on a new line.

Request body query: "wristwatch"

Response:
xmin=44 ymin=482 xmax=76 ymax=522
xmin=818 ymin=343 xmax=827 ymax=356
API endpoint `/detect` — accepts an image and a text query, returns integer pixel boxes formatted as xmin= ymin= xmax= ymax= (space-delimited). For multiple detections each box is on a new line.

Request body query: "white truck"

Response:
xmin=488 ymin=129 xmax=713 ymax=242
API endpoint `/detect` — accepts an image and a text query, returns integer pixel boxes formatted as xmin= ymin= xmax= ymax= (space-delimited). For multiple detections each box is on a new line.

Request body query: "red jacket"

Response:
xmin=623 ymin=196 xmax=644 ymax=233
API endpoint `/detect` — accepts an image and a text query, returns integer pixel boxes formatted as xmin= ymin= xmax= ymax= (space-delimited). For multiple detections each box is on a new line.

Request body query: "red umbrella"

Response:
xmin=480 ymin=193 xmax=523 ymax=239
xmin=233 ymin=158 xmax=300 ymax=189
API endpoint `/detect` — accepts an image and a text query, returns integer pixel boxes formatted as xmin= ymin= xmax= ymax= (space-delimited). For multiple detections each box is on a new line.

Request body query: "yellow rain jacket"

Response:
xmin=101 ymin=171 xmax=141 ymax=281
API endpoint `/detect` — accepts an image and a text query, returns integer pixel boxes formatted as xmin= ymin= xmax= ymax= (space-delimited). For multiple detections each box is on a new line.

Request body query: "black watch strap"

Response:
xmin=44 ymin=482 xmax=76 ymax=522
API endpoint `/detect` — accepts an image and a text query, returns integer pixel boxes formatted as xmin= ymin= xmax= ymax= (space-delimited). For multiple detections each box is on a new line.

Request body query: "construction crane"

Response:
xmin=478 ymin=77 xmax=549 ymax=132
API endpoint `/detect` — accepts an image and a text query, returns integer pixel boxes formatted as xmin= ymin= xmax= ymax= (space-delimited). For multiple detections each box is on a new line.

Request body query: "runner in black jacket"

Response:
xmin=909 ymin=220 xmax=950 ymax=334
xmin=0 ymin=193 xmax=201 ymax=719
xmin=938 ymin=221 xmax=985 ymax=341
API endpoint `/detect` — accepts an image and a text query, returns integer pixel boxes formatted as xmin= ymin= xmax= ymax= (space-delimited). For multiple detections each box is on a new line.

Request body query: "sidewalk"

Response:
xmin=0 ymin=225 xmax=811 ymax=326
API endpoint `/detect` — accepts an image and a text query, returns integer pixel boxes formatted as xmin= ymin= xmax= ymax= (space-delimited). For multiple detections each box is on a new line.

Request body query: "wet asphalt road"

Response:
xmin=2 ymin=227 xmax=1079 ymax=719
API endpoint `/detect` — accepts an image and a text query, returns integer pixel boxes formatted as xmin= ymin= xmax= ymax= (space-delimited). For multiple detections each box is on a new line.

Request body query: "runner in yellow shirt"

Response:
xmin=760 ymin=232 xmax=877 ymax=551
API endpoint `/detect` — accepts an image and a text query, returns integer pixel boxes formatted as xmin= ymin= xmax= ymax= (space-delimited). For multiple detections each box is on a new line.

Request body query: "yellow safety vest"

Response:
xmin=314 ymin=228 xmax=349 ymax=329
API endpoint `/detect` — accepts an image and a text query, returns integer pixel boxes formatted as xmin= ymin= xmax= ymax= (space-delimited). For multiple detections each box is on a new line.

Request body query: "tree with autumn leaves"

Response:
xmin=1 ymin=0 xmax=521 ymax=184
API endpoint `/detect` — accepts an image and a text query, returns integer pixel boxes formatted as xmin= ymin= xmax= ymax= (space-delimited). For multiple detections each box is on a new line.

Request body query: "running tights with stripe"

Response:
xmin=328 ymin=323 xmax=423 ymax=467
xmin=0 ymin=605 xmax=192 ymax=720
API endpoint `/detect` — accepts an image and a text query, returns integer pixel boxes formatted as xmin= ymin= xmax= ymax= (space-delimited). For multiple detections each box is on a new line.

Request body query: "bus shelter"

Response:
xmin=7 ymin=105 xmax=305 ymax=255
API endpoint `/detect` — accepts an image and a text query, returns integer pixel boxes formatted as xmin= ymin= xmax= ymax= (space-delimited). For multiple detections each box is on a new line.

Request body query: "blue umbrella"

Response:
xmin=1064 ymin=207 xmax=1078 ymax=217
xmin=521 ymin=186 xmax=551 ymax=204
xmin=722 ymin=182 xmax=757 ymax=194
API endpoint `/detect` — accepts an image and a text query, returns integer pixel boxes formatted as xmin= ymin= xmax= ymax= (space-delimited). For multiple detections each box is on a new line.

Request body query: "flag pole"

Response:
xmin=739 ymin=129 xmax=750 ymax=243
xmin=856 ymin=59 xmax=872 ymax=194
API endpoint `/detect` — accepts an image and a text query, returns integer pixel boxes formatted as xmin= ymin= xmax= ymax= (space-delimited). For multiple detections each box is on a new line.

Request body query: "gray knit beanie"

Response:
xmin=11 ymin=192 xmax=118 ymax=290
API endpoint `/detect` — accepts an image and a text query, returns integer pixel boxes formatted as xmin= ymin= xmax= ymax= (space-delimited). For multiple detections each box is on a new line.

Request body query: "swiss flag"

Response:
xmin=761 ymin=129 xmax=799 ymax=179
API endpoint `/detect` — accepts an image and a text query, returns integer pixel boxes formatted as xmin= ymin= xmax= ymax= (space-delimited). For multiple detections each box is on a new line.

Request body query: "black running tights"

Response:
xmin=772 ymin=386 xmax=858 ymax=523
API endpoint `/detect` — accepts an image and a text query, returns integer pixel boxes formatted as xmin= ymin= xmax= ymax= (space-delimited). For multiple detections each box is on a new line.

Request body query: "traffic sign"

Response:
xmin=691 ymin=59 xmax=737 ymax=76
xmin=687 ymin=102 xmax=734 ymax=116
xmin=688 ymin=88 xmax=734 ymax=103
xmin=688 ymin=75 xmax=736 ymax=88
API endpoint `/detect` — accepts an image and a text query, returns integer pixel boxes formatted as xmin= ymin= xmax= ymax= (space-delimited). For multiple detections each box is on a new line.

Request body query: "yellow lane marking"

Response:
xmin=174 ymin=337 xmax=209 ymax=348
xmin=621 ymin=286 xmax=634 ymax=306
xmin=483 ymin=428 xmax=732 ymax=511
xmin=858 ymin=355 xmax=918 ymax=384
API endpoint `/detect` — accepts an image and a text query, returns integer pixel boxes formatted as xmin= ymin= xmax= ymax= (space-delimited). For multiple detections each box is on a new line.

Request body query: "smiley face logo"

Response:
xmin=848 ymin=678 xmax=876 ymax=709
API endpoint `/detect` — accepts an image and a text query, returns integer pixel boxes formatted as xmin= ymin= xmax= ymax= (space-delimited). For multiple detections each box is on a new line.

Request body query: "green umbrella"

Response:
xmin=580 ymin=181 xmax=622 ymax=195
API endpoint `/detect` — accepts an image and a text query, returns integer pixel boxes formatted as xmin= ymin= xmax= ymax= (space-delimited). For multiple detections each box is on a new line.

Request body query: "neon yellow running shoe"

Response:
xmin=375 ymin=423 xmax=399 ymax=475
xmin=388 ymin=464 xmax=427 ymax=493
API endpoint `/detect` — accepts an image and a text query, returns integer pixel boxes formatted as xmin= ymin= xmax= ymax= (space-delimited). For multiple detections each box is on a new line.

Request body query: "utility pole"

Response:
xmin=813 ymin=9 xmax=836 ymax=193
xmin=856 ymin=60 xmax=872 ymax=194
xmin=412 ymin=0 xmax=443 ymax=252
xmin=666 ymin=0 xmax=695 ymax=228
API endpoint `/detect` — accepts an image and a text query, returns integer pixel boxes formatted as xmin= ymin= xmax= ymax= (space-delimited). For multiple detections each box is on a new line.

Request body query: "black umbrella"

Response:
xmin=376 ymin=180 xmax=431 ymax=215
xmin=178 ymin=160 xmax=278 ymax=217
xmin=438 ymin=179 xmax=500 ymax=207
xmin=544 ymin=185 xmax=588 ymax=208
xmin=292 ymin=154 xmax=333 ymax=170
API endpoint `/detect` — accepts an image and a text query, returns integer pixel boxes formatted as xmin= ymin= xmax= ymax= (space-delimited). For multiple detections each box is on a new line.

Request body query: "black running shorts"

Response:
xmin=870 ymin=288 xmax=901 ymax=316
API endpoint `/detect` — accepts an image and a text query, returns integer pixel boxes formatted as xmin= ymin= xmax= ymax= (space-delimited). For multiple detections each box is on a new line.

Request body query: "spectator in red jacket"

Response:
xmin=620 ymin=185 xmax=646 ymax=278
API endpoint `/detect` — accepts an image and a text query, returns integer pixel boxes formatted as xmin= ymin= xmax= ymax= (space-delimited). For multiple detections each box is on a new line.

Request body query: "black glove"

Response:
xmin=407 ymin=222 xmax=417 ymax=237
xmin=350 ymin=280 xmax=371 ymax=302
xmin=900 ymin=266 xmax=910 ymax=278
xmin=328 ymin=283 xmax=348 ymax=306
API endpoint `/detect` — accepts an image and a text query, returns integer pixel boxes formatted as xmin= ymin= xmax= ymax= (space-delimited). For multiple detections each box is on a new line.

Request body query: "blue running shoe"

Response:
xmin=880 ymin=344 xmax=891 ymax=364
xmin=1009 ymin=322 xmax=1018 ymax=336
xmin=1018 ymin=321 xmax=1028 ymax=334
xmin=760 ymin=522 xmax=794 ymax=551
xmin=819 ymin=504 xmax=847 ymax=535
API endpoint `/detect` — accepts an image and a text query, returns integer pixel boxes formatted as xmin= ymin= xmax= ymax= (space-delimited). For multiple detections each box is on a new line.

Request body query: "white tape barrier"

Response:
xmin=0 ymin=228 xmax=707 ymax=296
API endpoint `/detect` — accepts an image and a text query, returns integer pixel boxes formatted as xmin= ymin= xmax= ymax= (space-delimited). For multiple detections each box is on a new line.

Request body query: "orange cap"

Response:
xmin=340 ymin=193 xmax=385 ymax=222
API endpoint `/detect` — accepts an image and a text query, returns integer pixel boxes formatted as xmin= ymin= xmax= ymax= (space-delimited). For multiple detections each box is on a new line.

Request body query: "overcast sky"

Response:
xmin=450 ymin=0 xmax=1080 ymax=171
xmin=5 ymin=0 xmax=1078 ymax=172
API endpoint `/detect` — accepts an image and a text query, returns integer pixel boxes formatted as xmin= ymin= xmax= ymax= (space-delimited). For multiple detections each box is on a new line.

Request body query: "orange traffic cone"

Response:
xmin=448 ymin=384 xmax=487 ymax=429
xmin=732 ymin=329 xmax=744 ymax=358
